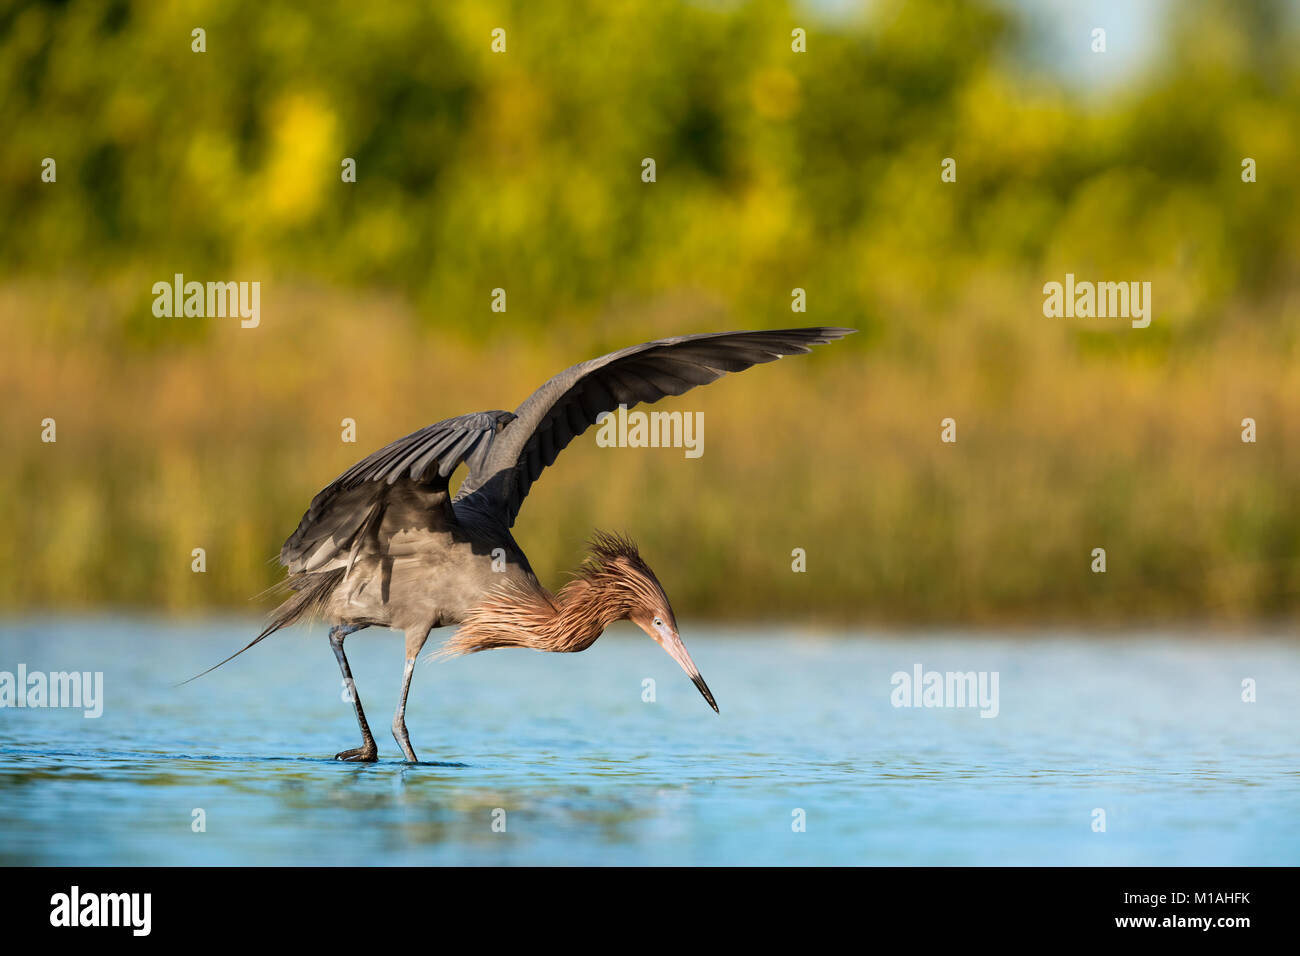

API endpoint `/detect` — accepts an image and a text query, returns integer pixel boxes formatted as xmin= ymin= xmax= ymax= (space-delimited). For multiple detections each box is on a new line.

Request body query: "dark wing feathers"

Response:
xmin=457 ymin=327 xmax=855 ymax=526
xmin=279 ymin=410 xmax=512 ymax=572
xmin=280 ymin=328 xmax=853 ymax=568
xmin=329 ymin=410 xmax=509 ymax=488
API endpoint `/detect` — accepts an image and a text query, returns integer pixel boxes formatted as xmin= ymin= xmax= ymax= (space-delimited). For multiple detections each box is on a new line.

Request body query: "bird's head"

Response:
xmin=579 ymin=532 xmax=719 ymax=713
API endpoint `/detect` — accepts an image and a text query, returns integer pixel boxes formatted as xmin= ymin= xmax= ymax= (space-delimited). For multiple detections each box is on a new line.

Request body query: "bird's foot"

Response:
xmin=334 ymin=742 xmax=378 ymax=762
xmin=393 ymin=732 xmax=418 ymax=763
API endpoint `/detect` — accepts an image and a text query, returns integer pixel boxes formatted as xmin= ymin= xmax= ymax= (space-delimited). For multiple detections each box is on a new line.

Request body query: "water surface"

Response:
xmin=0 ymin=618 xmax=1295 ymax=865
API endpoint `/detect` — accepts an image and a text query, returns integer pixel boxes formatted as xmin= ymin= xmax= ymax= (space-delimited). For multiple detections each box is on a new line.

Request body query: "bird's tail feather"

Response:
xmin=178 ymin=568 xmax=345 ymax=685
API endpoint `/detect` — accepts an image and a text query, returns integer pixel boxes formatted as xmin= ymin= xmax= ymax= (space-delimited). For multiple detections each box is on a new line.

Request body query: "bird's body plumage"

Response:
xmin=195 ymin=327 xmax=854 ymax=761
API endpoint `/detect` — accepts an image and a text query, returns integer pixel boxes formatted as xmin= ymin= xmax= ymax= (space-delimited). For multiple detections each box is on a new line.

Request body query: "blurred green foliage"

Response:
xmin=1 ymin=0 xmax=1298 ymax=624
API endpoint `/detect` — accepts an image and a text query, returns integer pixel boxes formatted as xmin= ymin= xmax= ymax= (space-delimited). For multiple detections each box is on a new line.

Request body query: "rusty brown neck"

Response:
xmin=445 ymin=572 xmax=631 ymax=656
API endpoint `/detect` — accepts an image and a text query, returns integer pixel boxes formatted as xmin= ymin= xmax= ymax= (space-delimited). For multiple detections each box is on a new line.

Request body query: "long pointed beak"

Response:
xmin=661 ymin=632 xmax=719 ymax=713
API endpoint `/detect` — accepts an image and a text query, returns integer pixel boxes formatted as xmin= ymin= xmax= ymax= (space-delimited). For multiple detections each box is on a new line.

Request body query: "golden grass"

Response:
xmin=2 ymin=277 xmax=1297 ymax=624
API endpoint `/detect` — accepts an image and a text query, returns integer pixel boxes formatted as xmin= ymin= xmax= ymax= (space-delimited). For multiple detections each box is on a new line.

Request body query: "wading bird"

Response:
xmin=193 ymin=327 xmax=853 ymax=761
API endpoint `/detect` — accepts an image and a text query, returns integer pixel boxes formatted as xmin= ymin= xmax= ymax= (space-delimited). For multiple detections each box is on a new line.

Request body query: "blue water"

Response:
xmin=0 ymin=617 xmax=1295 ymax=865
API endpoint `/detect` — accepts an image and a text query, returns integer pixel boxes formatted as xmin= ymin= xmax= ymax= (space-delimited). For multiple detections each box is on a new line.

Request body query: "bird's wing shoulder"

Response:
xmin=281 ymin=410 xmax=515 ymax=573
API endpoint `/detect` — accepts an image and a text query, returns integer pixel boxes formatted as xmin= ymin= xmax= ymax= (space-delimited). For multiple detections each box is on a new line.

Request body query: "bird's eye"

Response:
xmin=653 ymin=617 xmax=664 ymax=628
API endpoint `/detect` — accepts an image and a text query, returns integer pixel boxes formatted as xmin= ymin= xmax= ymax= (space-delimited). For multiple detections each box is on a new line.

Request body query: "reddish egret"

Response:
xmin=193 ymin=327 xmax=854 ymax=761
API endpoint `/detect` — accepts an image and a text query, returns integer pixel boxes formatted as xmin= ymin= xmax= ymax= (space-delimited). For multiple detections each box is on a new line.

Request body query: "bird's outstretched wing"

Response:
xmin=282 ymin=328 xmax=853 ymax=569
xmin=455 ymin=327 xmax=855 ymax=526
xmin=280 ymin=410 xmax=515 ymax=573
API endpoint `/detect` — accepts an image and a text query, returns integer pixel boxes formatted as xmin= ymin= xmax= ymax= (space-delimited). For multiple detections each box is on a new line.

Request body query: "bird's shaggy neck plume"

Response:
xmin=442 ymin=532 xmax=666 ymax=656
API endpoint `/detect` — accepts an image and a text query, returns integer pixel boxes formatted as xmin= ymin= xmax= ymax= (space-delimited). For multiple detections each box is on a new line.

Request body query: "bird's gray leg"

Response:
xmin=330 ymin=624 xmax=377 ymax=762
xmin=392 ymin=626 xmax=431 ymax=763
